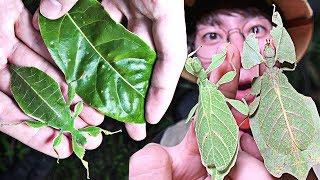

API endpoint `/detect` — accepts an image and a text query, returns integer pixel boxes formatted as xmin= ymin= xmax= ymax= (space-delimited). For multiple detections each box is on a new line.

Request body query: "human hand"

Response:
xmin=129 ymin=120 xmax=274 ymax=180
xmin=37 ymin=0 xmax=187 ymax=140
xmin=0 ymin=0 xmax=104 ymax=158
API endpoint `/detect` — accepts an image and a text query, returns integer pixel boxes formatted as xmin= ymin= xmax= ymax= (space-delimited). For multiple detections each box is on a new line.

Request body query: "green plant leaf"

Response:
xmin=241 ymin=33 xmax=264 ymax=69
xmin=39 ymin=0 xmax=156 ymax=124
xmin=249 ymin=68 xmax=320 ymax=179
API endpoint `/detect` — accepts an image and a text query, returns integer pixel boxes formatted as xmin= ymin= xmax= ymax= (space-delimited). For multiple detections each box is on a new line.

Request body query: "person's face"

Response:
xmin=194 ymin=12 xmax=272 ymax=128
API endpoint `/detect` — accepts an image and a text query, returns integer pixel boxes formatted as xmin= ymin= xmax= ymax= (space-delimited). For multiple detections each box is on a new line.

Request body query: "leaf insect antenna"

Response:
xmin=188 ymin=45 xmax=202 ymax=58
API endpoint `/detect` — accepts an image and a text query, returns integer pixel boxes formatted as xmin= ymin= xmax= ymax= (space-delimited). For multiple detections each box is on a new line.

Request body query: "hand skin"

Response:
xmin=38 ymin=0 xmax=188 ymax=141
xmin=129 ymin=120 xmax=275 ymax=180
xmin=128 ymin=50 xmax=275 ymax=179
xmin=0 ymin=0 xmax=105 ymax=159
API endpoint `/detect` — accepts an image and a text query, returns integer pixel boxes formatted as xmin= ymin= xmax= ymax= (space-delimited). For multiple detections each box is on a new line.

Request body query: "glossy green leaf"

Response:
xmin=39 ymin=0 xmax=156 ymax=124
xmin=241 ymin=33 xmax=264 ymax=69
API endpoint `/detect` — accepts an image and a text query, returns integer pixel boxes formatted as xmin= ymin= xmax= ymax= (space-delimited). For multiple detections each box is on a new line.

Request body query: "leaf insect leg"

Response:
xmin=248 ymin=76 xmax=262 ymax=116
xmin=52 ymin=131 xmax=63 ymax=163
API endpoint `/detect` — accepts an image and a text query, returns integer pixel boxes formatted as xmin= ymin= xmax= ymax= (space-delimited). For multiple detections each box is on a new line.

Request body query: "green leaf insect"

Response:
xmin=243 ymin=7 xmax=320 ymax=180
xmin=185 ymin=49 xmax=249 ymax=180
xmin=39 ymin=0 xmax=156 ymax=124
xmin=9 ymin=65 xmax=120 ymax=179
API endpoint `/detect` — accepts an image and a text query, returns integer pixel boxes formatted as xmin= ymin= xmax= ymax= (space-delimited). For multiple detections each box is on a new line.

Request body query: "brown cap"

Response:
xmin=182 ymin=0 xmax=314 ymax=83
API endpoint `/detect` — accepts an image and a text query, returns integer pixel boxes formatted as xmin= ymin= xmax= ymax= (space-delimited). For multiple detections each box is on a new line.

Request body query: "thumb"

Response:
xmin=240 ymin=133 xmax=263 ymax=161
xmin=129 ymin=143 xmax=172 ymax=179
xmin=177 ymin=119 xmax=199 ymax=154
xmin=40 ymin=0 xmax=78 ymax=19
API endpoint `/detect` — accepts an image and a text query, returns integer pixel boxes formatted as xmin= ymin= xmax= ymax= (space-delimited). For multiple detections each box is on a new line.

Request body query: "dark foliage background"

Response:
xmin=0 ymin=0 xmax=319 ymax=179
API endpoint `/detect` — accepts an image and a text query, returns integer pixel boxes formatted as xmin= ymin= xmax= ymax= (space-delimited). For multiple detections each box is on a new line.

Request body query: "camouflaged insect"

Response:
xmin=9 ymin=65 xmax=120 ymax=179
xmin=185 ymin=48 xmax=249 ymax=180
xmin=241 ymin=7 xmax=320 ymax=180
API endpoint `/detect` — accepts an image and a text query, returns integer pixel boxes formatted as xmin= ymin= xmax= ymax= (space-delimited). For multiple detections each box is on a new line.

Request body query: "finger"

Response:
xmin=15 ymin=8 xmax=52 ymax=61
xmin=78 ymin=104 xmax=104 ymax=126
xmin=32 ymin=9 xmax=40 ymax=31
xmin=228 ymin=151 xmax=274 ymax=180
xmin=0 ymin=66 xmax=11 ymax=95
xmin=74 ymin=116 xmax=103 ymax=151
xmin=125 ymin=123 xmax=146 ymax=141
xmin=164 ymin=120 xmax=207 ymax=179
xmin=145 ymin=1 xmax=187 ymax=124
xmin=0 ymin=92 xmax=73 ymax=158
xmin=8 ymin=41 xmax=65 ymax=91
xmin=209 ymin=44 xmax=241 ymax=99
xmin=70 ymin=101 xmax=104 ymax=126
xmin=101 ymin=0 xmax=123 ymax=23
xmin=240 ymin=133 xmax=263 ymax=161
xmin=40 ymin=0 xmax=77 ymax=19
xmin=129 ymin=143 xmax=172 ymax=179
xmin=127 ymin=16 xmax=154 ymax=48
xmin=174 ymin=119 xmax=199 ymax=154
xmin=0 ymin=47 xmax=7 ymax=70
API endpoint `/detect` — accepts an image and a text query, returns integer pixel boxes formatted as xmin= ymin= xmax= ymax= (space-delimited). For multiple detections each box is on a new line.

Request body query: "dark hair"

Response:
xmin=185 ymin=0 xmax=274 ymax=52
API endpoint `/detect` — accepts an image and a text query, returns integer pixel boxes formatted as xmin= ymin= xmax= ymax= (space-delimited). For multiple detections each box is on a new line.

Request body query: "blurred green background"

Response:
xmin=0 ymin=0 xmax=319 ymax=180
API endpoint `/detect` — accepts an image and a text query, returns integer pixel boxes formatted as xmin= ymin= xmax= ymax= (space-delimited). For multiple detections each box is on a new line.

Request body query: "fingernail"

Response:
xmin=32 ymin=10 xmax=40 ymax=30
xmin=125 ymin=123 xmax=146 ymax=141
xmin=40 ymin=0 xmax=62 ymax=19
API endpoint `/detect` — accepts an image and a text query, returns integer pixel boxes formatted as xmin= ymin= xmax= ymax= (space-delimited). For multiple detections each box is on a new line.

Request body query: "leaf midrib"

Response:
xmin=66 ymin=13 xmax=144 ymax=97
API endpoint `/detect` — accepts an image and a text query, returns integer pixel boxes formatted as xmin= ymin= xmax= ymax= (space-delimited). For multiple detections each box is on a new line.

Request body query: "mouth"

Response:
xmin=238 ymin=83 xmax=252 ymax=91
xmin=236 ymin=82 xmax=255 ymax=104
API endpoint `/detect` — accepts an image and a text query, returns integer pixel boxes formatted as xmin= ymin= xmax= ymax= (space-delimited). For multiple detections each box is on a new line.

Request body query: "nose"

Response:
xmin=227 ymin=29 xmax=245 ymax=52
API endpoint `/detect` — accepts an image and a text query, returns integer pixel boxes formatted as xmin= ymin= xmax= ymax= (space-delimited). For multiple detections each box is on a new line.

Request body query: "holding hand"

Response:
xmin=0 ymin=0 xmax=104 ymax=158
xmin=38 ymin=0 xmax=188 ymax=141
xmin=129 ymin=121 xmax=274 ymax=180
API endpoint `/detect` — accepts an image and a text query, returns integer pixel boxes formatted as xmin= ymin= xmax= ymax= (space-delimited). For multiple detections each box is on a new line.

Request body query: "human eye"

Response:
xmin=250 ymin=25 xmax=266 ymax=35
xmin=202 ymin=32 xmax=222 ymax=44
